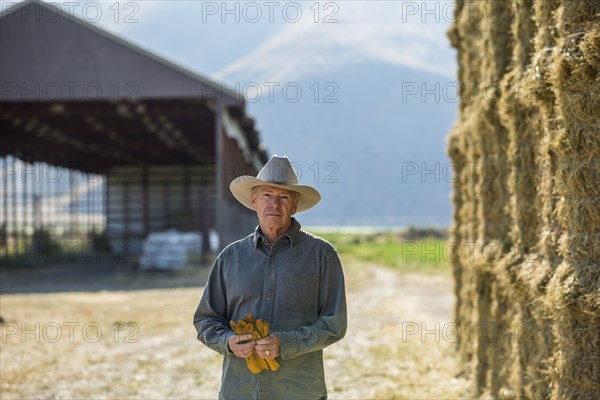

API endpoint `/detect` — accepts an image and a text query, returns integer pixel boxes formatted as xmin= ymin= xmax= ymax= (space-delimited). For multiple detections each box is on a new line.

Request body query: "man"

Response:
xmin=193 ymin=155 xmax=347 ymax=399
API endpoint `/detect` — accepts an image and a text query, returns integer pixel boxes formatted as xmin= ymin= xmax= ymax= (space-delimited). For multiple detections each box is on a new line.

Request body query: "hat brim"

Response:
xmin=230 ymin=177 xmax=321 ymax=213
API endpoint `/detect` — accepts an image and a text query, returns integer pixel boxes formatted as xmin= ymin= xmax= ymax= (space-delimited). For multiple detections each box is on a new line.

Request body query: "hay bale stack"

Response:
xmin=447 ymin=0 xmax=600 ymax=398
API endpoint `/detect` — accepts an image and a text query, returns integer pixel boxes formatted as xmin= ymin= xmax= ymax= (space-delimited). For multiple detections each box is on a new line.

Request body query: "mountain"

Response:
xmin=245 ymin=61 xmax=457 ymax=227
xmin=202 ymin=2 xmax=457 ymax=227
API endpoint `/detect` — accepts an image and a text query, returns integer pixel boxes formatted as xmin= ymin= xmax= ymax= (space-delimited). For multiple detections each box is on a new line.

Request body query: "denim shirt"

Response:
xmin=193 ymin=218 xmax=347 ymax=400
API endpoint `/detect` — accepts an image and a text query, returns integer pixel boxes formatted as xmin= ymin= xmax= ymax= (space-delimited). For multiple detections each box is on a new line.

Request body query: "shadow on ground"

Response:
xmin=0 ymin=262 xmax=210 ymax=294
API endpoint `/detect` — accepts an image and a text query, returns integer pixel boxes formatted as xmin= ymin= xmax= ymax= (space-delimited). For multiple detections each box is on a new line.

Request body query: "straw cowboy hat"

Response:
xmin=230 ymin=155 xmax=321 ymax=213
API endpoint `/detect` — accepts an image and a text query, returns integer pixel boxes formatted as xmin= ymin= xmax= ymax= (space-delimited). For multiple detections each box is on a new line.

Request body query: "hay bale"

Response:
xmin=446 ymin=0 xmax=600 ymax=397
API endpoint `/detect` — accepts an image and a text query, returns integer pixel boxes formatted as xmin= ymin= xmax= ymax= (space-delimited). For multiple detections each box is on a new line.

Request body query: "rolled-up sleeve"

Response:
xmin=277 ymin=250 xmax=347 ymax=360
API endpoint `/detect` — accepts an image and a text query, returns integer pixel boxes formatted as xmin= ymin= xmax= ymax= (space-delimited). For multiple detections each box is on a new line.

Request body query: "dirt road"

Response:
xmin=0 ymin=260 xmax=471 ymax=399
xmin=326 ymin=261 xmax=472 ymax=398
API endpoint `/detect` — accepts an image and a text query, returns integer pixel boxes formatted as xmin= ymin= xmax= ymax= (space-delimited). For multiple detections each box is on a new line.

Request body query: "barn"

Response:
xmin=0 ymin=0 xmax=268 ymax=264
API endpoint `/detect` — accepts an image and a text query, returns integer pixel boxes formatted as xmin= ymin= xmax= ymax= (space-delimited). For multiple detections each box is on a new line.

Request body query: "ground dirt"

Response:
xmin=0 ymin=258 xmax=473 ymax=399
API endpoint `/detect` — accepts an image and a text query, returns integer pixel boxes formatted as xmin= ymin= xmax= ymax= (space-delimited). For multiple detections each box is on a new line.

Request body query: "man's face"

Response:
xmin=251 ymin=186 xmax=298 ymax=232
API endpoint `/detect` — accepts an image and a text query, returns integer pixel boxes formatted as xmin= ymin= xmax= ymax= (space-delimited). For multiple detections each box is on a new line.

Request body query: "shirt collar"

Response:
xmin=253 ymin=217 xmax=301 ymax=248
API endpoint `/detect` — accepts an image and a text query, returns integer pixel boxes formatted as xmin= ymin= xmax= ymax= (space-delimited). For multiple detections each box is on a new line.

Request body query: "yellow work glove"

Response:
xmin=230 ymin=313 xmax=280 ymax=374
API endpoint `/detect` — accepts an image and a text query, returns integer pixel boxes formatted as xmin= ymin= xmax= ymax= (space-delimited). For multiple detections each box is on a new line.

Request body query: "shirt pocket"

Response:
xmin=282 ymin=271 xmax=320 ymax=314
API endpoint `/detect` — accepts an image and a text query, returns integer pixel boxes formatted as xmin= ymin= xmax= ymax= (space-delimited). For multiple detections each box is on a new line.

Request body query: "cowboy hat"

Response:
xmin=230 ymin=155 xmax=321 ymax=213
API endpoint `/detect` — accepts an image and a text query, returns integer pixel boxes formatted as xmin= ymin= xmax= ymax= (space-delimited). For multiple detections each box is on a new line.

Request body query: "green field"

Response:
xmin=313 ymin=230 xmax=451 ymax=273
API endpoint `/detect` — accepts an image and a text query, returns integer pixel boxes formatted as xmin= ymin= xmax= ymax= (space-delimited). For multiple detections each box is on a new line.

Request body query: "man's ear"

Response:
xmin=290 ymin=196 xmax=298 ymax=215
xmin=250 ymin=192 xmax=257 ymax=210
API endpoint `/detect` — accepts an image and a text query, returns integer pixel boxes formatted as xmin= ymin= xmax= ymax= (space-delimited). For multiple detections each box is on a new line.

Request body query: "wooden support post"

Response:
xmin=142 ymin=166 xmax=149 ymax=237
xmin=214 ymin=101 xmax=224 ymax=249
xmin=201 ymin=185 xmax=210 ymax=263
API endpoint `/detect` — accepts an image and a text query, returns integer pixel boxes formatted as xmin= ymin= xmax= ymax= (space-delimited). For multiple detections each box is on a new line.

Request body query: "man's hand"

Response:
xmin=228 ymin=334 xmax=255 ymax=358
xmin=255 ymin=334 xmax=281 ymax=359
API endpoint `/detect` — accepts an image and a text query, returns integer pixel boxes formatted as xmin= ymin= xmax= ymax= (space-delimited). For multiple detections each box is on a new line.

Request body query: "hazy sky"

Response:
xmin=57 ymin=1 xmax=457 ymax=83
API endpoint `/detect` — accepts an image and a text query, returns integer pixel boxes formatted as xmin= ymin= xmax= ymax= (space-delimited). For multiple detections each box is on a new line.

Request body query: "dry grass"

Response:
xmin=0 ymin=286 xmax=222 ymax=399
xmin=0 ymin=258 xmax=473 ymax=399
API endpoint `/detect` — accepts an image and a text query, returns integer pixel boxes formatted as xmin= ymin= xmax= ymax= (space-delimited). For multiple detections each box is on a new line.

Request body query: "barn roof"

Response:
xmin=0 ymin=0 xmax=268 ymax=173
